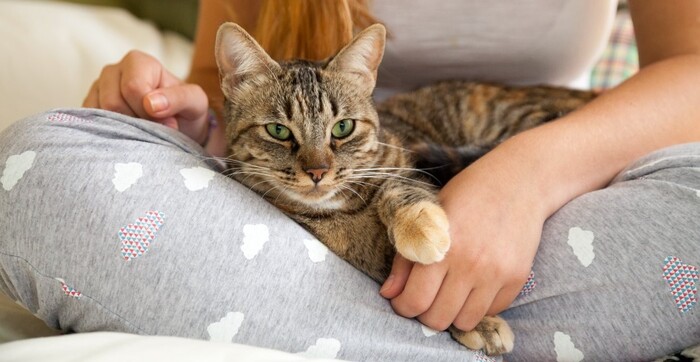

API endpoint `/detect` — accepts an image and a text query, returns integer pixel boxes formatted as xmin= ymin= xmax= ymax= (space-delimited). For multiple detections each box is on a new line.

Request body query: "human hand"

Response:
xmin=379 ymin=158 xmax=546 ymax=332
xmin=83 ymin=50 xmax=211 ymax=145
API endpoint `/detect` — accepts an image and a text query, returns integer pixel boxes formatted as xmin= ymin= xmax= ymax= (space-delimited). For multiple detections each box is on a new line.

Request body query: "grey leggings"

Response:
xmin=1 ymin=109 xmax=698 ymax=361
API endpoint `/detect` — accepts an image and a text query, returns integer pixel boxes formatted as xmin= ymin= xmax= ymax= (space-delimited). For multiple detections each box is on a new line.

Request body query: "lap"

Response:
xmin=0 ymin=109 xmax=473 ymax=361
xmin=506 ymin=142 xmax=700 ymax=361
xmin=1 ymin=109 xmax=698 ymax=361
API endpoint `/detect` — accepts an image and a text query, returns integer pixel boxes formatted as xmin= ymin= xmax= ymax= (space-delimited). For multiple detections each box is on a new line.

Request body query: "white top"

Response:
xmin=372 ymin=0 xmax=618 ymax=94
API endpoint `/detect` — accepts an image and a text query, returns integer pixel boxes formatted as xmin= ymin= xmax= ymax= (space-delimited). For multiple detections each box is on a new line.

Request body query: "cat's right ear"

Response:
xmin=215 ymin=22 xmax=280 ymax=98
xmin=326 ymin=24 xmax=386 ymax=92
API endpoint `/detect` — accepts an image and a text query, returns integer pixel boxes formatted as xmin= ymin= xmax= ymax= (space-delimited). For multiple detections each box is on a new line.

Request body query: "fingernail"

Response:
xmin=380 ymin=274 xmax=394 ymax=294
xmin=147 ymin=93 xmax=168 ymax=112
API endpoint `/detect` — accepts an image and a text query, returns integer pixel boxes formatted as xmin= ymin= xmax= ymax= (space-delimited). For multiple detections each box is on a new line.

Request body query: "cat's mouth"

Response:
xmin=283 ymin=184 xmax=344 ymax=209
xmin=294 ymin=184 xmax=335 ymax=198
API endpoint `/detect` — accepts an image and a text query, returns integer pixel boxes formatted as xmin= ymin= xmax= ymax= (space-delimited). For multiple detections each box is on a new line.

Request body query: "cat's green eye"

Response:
xmin=265 ymin=123 xmax=292 ymax=141
xmin=331 ymin=119 xmax=355 ymax=139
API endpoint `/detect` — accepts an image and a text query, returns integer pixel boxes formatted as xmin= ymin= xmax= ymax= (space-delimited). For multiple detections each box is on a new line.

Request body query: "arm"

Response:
xmin=381 ymin=1 xmax=700 ymax=332
xmin=188 ymin=0 xmax=262 ymax=156
xmin=505 ymin=0 xmax=700 ymax=218
xmin=83 ymin=0 xmax=261 ymax=157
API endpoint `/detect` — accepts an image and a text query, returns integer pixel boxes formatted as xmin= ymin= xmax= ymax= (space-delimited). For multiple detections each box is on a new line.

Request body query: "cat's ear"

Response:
xmin=326 ymin=24 xmax=386 ymax=90
xmin=215 ymin=22 xmax=280 ymax=98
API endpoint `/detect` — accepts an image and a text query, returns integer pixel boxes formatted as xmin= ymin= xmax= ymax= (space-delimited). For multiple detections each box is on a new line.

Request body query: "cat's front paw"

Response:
xmin=392 ymin=201 xmax=451 ymax=264
xmin=449 ymin=316 xmax=514 ymax=356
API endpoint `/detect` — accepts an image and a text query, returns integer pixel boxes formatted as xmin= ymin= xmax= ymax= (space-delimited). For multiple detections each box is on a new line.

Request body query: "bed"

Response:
xmin=0 ymin=1 xmax=697 ymax=361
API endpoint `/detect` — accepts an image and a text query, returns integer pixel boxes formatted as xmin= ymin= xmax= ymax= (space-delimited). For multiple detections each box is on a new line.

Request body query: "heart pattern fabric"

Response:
xmin=662 ymin=256 xmax=698 ymax=313
xmin=55 ymin=278 xmax=82 ymax=299
xmin=47 ymin=112 xmax=92 ymax=123
xmin=207 ymin=312 xmax=245 ymax=342
xmin=1 ymin=150 xmax=36 ymax=191
xmin=118 ymin=211 xmax=165 ymax=261
xmin=519 ymin=270 xmax=537 ymax=297
xmin=297 ymin=338 xmax=342 ymax=359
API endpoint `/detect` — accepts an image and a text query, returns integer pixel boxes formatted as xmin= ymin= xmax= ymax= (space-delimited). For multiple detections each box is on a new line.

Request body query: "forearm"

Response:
xmin=474 ymin=54 xmax=700 ymax=217
xmin=186 ymin=0 xmax=263 ymax=157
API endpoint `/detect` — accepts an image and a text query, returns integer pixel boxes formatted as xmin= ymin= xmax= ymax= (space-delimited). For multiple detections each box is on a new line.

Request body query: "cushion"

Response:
xmin=0 ymin=0 xmax=193 ymax=132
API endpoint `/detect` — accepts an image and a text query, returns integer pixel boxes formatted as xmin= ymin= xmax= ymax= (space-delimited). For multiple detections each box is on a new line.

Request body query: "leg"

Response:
xmin=0 ymin=109 xmax=481 ymax=361
xmin=503 ymin=142 xmax=700 ymax=361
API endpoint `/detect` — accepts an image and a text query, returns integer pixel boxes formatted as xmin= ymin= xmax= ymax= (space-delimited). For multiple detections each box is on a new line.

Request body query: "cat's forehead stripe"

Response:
xmin=288 ymin=64 xmax=325 ymax=121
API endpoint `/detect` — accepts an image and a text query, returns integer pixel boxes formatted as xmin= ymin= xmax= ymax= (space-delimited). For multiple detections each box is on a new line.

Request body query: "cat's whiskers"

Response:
xmin=333 ymin=185 xmax=351 ymax=202
xmin=192 ymin=154 xmax=230 ymax=165
xmin=225 ymin=159 xmax=272 ymax=171
xmin=223 ymin=169 xmax=273 ymax=184
xmin=273 ymin=185 xmax=291 ymax=205
xmin=261 ymin=184 xmax=287 ymax=201
xmin=348 ymin=172 xmax=434 ymax=187
xmin=342 ymin=180 xmax=380 ymax=189
xmin=376 ymin=142 xmax=414 ymax=153
xmin=354 ymin=167 xmax=441 ymax=184
xmin=222 ymin=162 xmax=273 ymax=182
xmin=337 ymin=184 xmax=366 ymax=205
xmin=247 ymin=177 xmax=277 ymax=192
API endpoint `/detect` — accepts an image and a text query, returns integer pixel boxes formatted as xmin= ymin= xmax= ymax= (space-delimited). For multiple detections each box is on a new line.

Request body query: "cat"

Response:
xmin=214 ymin=22 xmax=595 ymax=356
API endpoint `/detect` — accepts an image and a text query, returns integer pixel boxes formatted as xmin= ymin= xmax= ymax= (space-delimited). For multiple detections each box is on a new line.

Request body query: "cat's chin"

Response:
xmin=283 ymin=187 xmax=345 ymax=210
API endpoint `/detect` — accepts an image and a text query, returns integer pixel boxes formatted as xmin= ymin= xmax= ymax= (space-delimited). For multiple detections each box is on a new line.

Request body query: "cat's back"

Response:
xmin=376 ymin=80 xmax=596 ymax=147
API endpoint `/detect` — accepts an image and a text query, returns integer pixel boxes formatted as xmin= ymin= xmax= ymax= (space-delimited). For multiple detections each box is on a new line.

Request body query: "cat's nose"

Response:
xmin=305 ymin=168 xmax=329 ymax=183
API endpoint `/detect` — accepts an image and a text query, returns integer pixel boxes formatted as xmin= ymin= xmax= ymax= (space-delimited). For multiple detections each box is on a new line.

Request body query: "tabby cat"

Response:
xmin=215 ymin=22 xmax=595 ymax=356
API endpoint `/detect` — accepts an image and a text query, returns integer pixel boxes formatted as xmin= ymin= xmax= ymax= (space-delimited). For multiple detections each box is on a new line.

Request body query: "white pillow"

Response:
xmin=0 ymin=0 xmax=193 ymax=132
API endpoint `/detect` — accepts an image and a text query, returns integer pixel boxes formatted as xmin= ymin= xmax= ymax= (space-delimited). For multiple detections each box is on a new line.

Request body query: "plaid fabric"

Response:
xmin=589 ymin=7 xmax=639 ymax=91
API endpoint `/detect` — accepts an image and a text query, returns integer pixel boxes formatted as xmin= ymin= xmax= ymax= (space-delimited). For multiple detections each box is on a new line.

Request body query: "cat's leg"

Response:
xmin=448 ymin=316 xmax=515 ymax=356
xmin=377 ymin=181 xmax=450 ymax=264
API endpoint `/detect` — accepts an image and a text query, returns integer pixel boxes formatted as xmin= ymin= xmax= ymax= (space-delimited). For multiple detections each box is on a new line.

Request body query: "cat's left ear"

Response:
xmin=327 ymin=24 xmax=386 ymax=91
xmin=215 ymin=22 xmax=281 ymax=99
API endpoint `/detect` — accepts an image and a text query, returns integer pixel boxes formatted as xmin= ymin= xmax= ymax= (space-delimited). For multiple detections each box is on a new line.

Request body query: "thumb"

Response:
xmin=379 ymin=254 xmax=414 ymax=299
xmin=143 ymin=84 xmax=209 ymax=122
xmin=144 ymin=84 xmax=210 ymax=143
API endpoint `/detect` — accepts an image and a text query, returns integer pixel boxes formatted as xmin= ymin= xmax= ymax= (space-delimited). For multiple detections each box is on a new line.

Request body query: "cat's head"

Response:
xmin=215 ymin=22 xmax=386 ymax=210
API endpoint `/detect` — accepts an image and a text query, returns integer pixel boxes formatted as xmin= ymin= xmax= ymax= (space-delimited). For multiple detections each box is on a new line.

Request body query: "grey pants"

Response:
xmin=0 ymin=109 xmax=698 ymax=361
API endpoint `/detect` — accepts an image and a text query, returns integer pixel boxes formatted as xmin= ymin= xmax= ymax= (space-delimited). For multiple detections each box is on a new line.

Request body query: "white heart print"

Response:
xmin=241 ymin=224 xmax=269 ymax=260
xmin=553 ymin=331 xmax=584 ymax=362
xmin=112 ymin=162 xmax=143 ymax=192
xmin=207 ymin=312 xmax=245 ymax=342
xmin=420 ymin=324 xmax=438 ymax=337
xmin=303 ymin=239 xmax=329 ymax=262
xmin=1 ymin=151 xmax=36 ymax=191
xmin=180 ymin=166 xmax=216 ymax=191
xmin=297 ymin=338 xmax=342 ymax=359
xmin=567 ymin=227 xmax=595 ymax=267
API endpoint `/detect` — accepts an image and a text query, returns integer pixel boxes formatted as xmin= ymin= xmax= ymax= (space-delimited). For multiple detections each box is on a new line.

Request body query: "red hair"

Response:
xmin=252 ymin=0 xmax=379 ymax=61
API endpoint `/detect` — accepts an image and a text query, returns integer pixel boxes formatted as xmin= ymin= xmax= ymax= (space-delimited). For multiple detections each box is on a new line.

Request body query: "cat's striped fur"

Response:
xmin=215 ymin=23 xmax=595 ymax=356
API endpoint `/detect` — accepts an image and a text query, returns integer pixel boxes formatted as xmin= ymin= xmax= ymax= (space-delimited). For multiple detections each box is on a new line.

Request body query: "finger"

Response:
xmin=144 ymin=84 xmax=209 ymax=143
xmin=380 ymin=254 xmax=414 ymax=299
xmin=144 ymin=84 xmax=208 ymax=120
xmin=82 ymin=81 xmax=99 ymax=108
xmin=158 ymin=66 xmax=182 ymax=89
xmin=453 ymin=288 xmax=499 ymax=332
xmin=487 ymin=283 xmax=523 ymax=315
xmin=156 ymin=117 xmax=179 ymax=130
xmin=97 ymin=65 xmax=136 ymax=116
xmin=416 ymin=270 xmax=472 ymax=331
xmin=119 ymin=52 xmax=164 ymax=118
xmin=390 ymin=262 xmax=447 ymax=318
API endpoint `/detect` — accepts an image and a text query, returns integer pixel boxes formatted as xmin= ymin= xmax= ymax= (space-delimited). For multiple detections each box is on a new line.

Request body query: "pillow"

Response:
xmin=0 ymin=293 xmax=60 ymax=343
xmin=0 ymin=0 xmax=193 ymax=132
